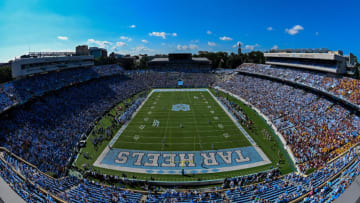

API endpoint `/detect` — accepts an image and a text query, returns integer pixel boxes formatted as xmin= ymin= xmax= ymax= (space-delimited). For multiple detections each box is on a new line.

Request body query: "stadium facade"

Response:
xmin=148 ymin=53 xmax=212 ymax=70
xmin=11 ymin=55 xmax=94 ymax=78
xmin=264 ymin=48 xmax=356 ymax=75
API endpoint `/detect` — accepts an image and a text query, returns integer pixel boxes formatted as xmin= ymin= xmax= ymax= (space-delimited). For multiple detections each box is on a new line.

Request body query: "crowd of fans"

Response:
xmin=0 ymin=68 xmax=216 ymax=177
xmin=237 ymin=63 xmax=360 ymax=106
xmin=217 ymin=96 xmax=250 ymax=126
xmin=302 ymin=156 xmax=360 ymax=202
xmin=0 ymin=74 xmax=147 ymax=177
xmin=1 ymin=144 xmax=358 ymax=203
xmin=0 ymin=150 xmax=143 ymax=203
xmin=0 ymin=63 xmax=360 ymax=202
xmin=116 ymin=97 xmax=145 ymax=124
xmin=0 ymin=154 xmax=56 ymax=202
xmin=147 ymin=189 xmax=228 ymax=202
xmin=226 ymin=148 xmax=358 ymax=202
xmin=0 ymin=65 xmax=124 ymax=113
xmin=125 ymin=70 xmax=216 ymax=88
xmin=216 ymin=74 xmax=360 ymax=172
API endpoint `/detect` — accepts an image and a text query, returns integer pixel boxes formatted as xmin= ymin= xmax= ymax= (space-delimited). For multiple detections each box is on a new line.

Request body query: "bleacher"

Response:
xmin=0 ymin=65 xmax=124 ymax=114
xmin=236 ymin=63 xmax=360 ymax=107
xmin=63 ymin=180 xmax=142 ymax=203
xmin=0 ymin=65 xmax=359 ymax=202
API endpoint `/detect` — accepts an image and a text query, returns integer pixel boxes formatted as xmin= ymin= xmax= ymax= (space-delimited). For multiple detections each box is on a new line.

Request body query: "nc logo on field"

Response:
xmin=172 ymin=104 xmax=190 ymax=112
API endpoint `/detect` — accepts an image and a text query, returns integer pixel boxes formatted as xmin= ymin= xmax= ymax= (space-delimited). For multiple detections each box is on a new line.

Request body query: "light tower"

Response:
xmin=238 ymin=43 xmax=242 ymax=55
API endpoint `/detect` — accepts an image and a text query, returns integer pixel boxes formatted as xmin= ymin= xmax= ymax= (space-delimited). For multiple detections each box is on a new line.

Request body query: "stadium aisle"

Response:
xmin=334 ymin=175 xmax=360 ymax=203
xmin=0 ymin=176 xmax=25 ymax=203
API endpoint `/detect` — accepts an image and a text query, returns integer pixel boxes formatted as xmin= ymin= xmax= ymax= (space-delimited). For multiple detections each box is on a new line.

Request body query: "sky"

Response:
xmin=0 ymin=0 xmax=359 ymax=62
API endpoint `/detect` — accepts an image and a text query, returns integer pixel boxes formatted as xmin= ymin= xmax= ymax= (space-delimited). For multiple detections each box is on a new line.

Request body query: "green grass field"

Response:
xmin=112 ymin=90 xmax=251 ymax=151
xmin=74 ymin=88 xmax=295 ymax=182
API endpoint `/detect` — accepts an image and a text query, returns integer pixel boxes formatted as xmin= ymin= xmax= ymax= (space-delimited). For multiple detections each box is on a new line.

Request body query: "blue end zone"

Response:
xmin=98 ymin=146 xmax=269 ymax=174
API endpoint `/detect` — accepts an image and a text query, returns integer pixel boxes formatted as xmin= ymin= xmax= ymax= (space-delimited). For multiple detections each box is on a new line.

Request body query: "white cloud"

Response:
xmin=132 ymin=46 xmax=154 ymax=53
xmin=176 ymin=44 xmax=199 ymax=51
xmin=285 ymin=25 xmax=304 ymax=35
xmin=39 ymin=48 xmax=74 ymax=52
xmin=208 ymin=42 xmax=216 ymax=46
xmin=141 ymin=39 xmax=149 ymax=43
xmin=206 ymin=30 xmax=212 ymax=35
xmin=120 ymin=36 xmax=132 ymax=42
xmin=232 ymin=41 xmax=243 ymax=48
xmin=267 ymin=27 xmax=273 ymax=31
xmin=129 ymin=25 xmax=136 ymax=28
xmin=271 ymin=45 xmax=278 ymax=50
xmin=189 ymin=44 xmax=198 ymax=50
xmin=161 ymin=43 xmax=166 ymax=46
xmin=315 ymin=32 xmax=319 ymax=36
xmin=114 ymin=46 xmax=155 ymax=55
xmin=57 ymin=36 xmax=68 ymax=40
xmin=149 ymin=32 xmax=177 ymax=39
xmin=191 ymin=40 xmax=199 ymax=43
xmin=115 ymin=42 xmax=127 ymax=47
xmin=87 ymin=39 xmax=112 ymax=48
xmin=149 ymin=32 xmax=166 ymax=39
xmin=219 ymin=36 xmax=233 ymax=41
xmin=176 ymin=45 xmax=186 ymax=51
xmin=111 ymin=42 xmax=127 ymax=51
xmin=245 ymin=44 xmax=260 ymax=51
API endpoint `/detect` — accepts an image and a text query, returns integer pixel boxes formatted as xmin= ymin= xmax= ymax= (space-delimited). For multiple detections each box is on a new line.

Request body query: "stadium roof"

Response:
xmin=149 ymin=57 xmax=210 ymax=63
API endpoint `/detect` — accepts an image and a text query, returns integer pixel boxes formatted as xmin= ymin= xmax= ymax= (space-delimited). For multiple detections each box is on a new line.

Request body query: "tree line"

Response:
xmin=0 ymin=64 xmax=11 ymax=84
xmin=194 ymin=51 xmax=265 ymax=69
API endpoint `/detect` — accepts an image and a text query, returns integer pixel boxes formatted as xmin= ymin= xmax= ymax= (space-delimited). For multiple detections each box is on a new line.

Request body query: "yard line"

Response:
xmin=161 ymin=92 xmax=172 ymax=151
xmin=186 ymin=91 xmax=204 ymax=150
xmin=115 ymin=140 xmax=238 ymax=145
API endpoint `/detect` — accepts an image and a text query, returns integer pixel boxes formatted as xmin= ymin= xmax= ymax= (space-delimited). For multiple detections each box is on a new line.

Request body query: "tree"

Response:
xmin=245 ymin=51 xmax=265 ymax=64
xmin=196 ymin=51 xmax=264 ymax=69
xmin=228 ymin=53 xmax=243 ymax=69
xmin=0 ymin=65 xmax=12 ymax=83
xmin=138 ymin=56 xmax=149 ymax=69
xmin=350 ymin=53 xmax=360 ymax=79
xmin=108 ymin=52 xmax=116 ymax=64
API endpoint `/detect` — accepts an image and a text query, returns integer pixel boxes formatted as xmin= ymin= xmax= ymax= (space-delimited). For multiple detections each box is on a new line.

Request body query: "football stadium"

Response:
xmin=1 ymin=1 xmax=360 ymax=202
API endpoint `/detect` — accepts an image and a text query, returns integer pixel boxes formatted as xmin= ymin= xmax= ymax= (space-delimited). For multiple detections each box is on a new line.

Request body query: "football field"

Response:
xmin=78 ymin=88 xmax=294 ymax=179
xmin=112 ymin=89 xmax=251 ymax=151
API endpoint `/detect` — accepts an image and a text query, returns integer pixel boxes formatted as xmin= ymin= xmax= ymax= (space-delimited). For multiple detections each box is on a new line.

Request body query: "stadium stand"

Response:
xmin=0 ymin=65 xmax=124 ymax=113
xmin=0 ymin=75 xmax=146 ymax=176
xmin=0 ymin=144 xmax=359 ymax=202
xmin=301 ymin=156 xmax=360 ymax=202
xmin=0 ymin=147 xmax=144 ymax=203
xmin=0 ymin=68 xmax=216 ymax=177
xmin=236 ymin=63 xmax=360 ymax=107
xmin=226 ymin=148 xmax=359 ymax=202
xmin=215 ymin=73 xmax=360 ymax=172
xmin=0 ymin=64 xmax=360 ymax=202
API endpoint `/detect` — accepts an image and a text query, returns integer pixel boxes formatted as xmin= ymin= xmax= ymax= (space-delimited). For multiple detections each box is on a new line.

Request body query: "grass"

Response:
xmin=74 ymin=88 xmax=295 ymax=182
xmin=113 ymin=90 xmax=250 ymax=151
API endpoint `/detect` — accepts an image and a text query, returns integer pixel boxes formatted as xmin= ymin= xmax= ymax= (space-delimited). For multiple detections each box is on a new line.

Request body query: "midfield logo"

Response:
xmin=172 ymin=104 xmax=190 ymax=111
